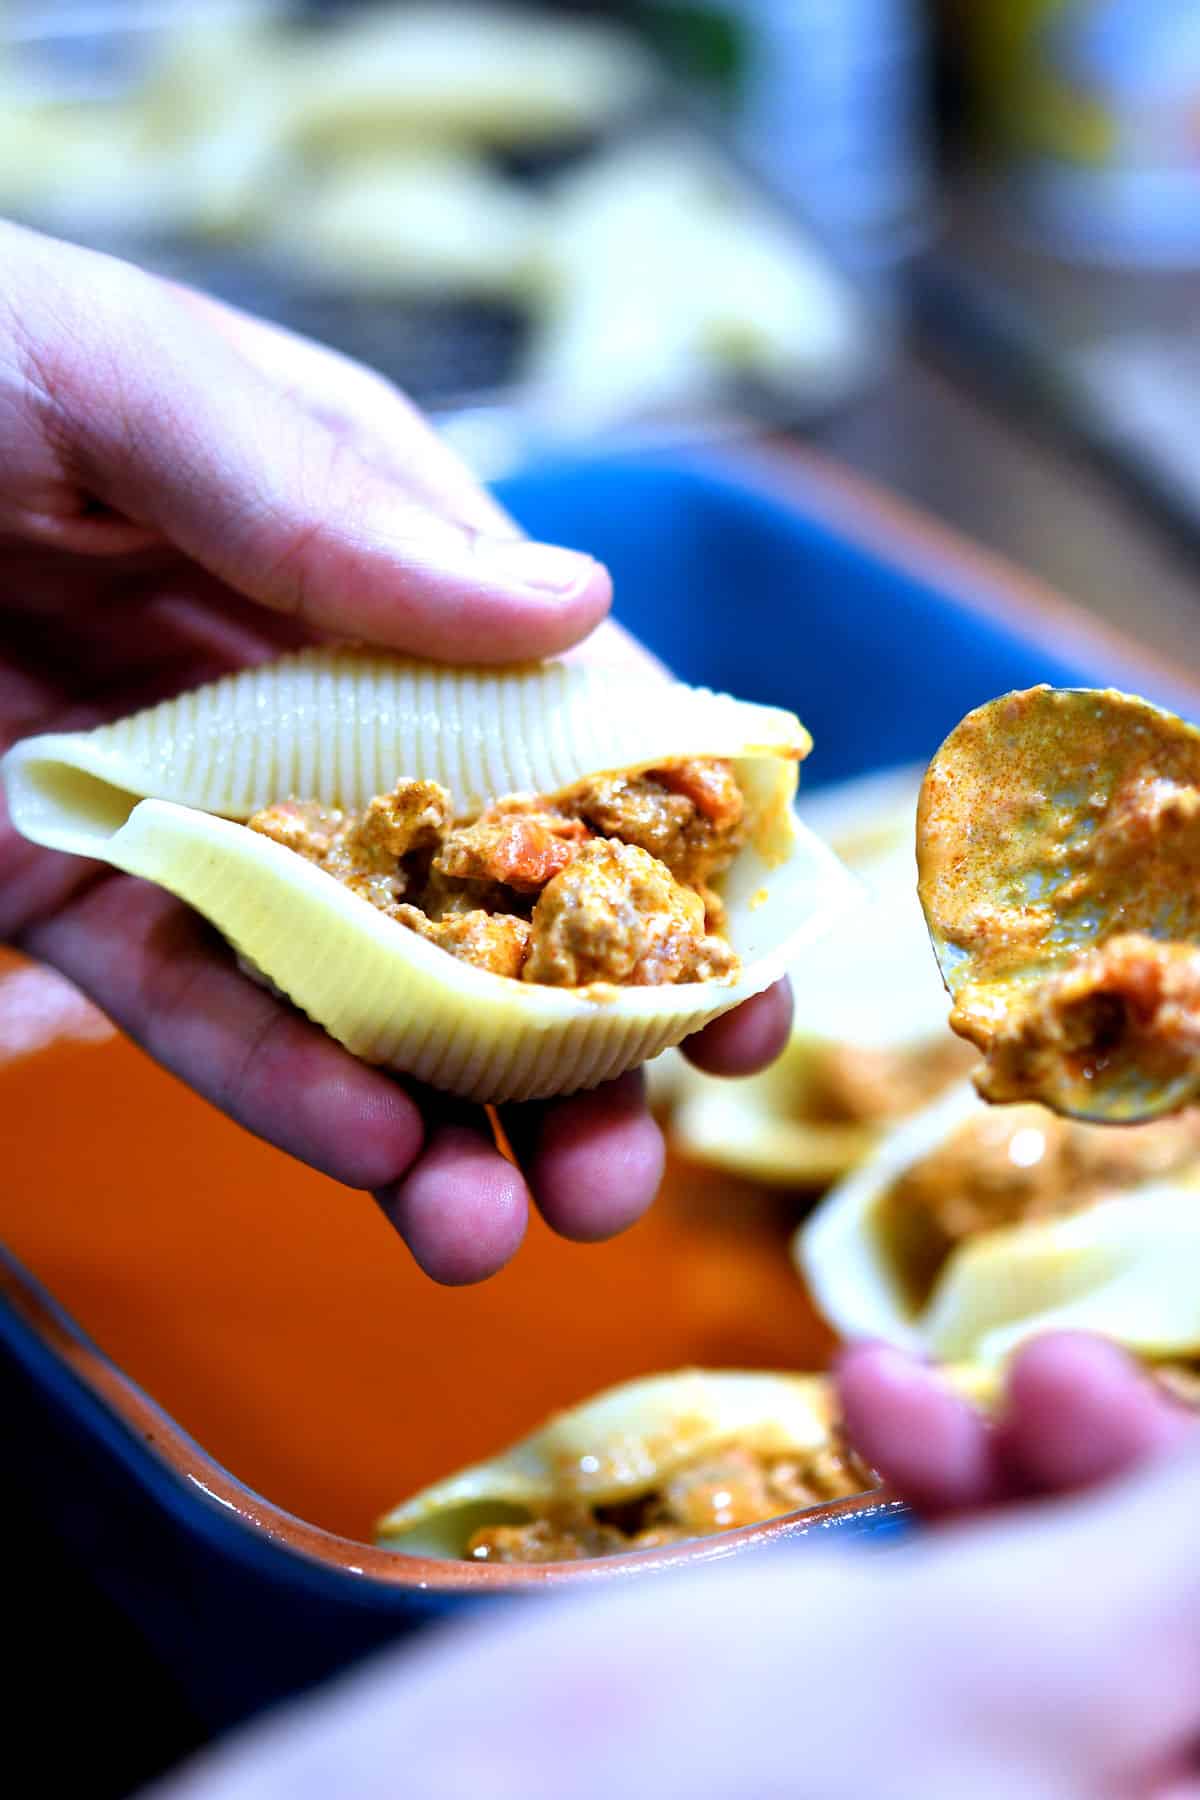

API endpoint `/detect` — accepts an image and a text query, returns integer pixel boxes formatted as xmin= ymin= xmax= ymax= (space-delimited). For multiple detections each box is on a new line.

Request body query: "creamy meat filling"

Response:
xmin=247 ymin=758 xmax=744 ymax=986
xmin=877 ymin=1105 xmax=1200 ymax=1313
xmin=465 ymin=1437 xmax=875 ymax=1564
xmin=967 ymin=934 xmax=1200 ymax=1110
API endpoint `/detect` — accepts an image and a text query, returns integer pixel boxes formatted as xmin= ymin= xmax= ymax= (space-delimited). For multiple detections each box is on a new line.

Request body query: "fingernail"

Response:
xmin=477 ymin=535 xmax=597 ymax=595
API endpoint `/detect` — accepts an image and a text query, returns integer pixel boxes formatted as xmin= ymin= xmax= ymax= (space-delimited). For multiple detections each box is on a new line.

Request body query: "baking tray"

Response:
xmin=4 ymin=448 xmax=1198 ymax=1744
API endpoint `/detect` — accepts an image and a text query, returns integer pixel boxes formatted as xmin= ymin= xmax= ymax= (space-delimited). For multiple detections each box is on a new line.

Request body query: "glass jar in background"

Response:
xmin=958 ymin=0 xmax=1200 ymax=267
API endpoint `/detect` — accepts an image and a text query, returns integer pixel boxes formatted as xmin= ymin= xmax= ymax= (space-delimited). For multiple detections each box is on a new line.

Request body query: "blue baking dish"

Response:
xmin=3 ymin=448 xmax=1195 ymax=1737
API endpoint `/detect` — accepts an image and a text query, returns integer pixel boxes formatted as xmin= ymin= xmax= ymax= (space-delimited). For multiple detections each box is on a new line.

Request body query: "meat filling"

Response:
xmin=247 ymin=760 xmax=744 ymax=986
xmin=877 ymin=1104 xmax=1200 ymax=1312
xmin=523 ymin=840 xmax=737 ymax=987
xmin=465 ymin=1438 xmax=874 ymax=1564
xmin=967 ymin=934 xmax=1200 ymax=1110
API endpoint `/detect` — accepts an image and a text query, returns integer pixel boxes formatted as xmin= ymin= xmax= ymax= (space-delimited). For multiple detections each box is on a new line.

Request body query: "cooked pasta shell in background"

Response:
xmin=375 ymin=1369 xmax=866 ymax=1559
xmin=665 ymin=768 xmax=974 ymax=1186
xmin=522 ymin=134 xmax=871 ymax=441
xmin=277 ymin=3 xmax=655 ymax=154
xmin=641 ymin=1044 xmax=691 ymax=1117
xmin=3 ymin=648 xmax=854 ymax=1104
xmin=375 ymin=1363 xmax=1001 ymax=1560
xmin=267 ymin=150 xmax=544 ymax=299
xmin=798 ymin=1081 xmax=1200 ymax=1366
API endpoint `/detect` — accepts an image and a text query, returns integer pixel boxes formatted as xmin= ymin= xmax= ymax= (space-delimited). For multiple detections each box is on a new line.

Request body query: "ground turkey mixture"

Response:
xmin=878 ymin=1104 xmax=1200 ymax=1312
xmin=968 ymin=934 xmax=1200 ymax=1111
xmin=247 ymin=758 xmax=744 ymax=987
xmin=465 ymin=1437 xmax=874 ymax=1563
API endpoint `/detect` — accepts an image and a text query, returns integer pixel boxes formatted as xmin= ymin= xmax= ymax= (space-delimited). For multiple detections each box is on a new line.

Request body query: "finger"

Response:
xmin=502 ymin=1070 xmax=665 ymax=1241
xmin=836 ymin=1342 xmax=1014 ymax=1515
xmin=681 ymin=980 xmax=793 ymax=1077
xmin=374 ymin=1113 xmax=528 ymax=1285
xmin=13 ymin=229 xmax=611 ymax=660
xmin=0 ymin=557 xmax=315 ymax=710
xmin=172 ymin=284 xmax=516 ymax=537
xmin=19 ymin=875 xmax=425 ymax=1190
xmin=170 ymin=300 xmax=670 ymax=688
xmin=999 ymin=1332 xmax=1196 ymax=1495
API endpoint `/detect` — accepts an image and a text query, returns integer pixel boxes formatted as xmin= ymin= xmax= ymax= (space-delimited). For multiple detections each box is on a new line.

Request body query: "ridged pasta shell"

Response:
xmin=667 ymin=768 xmax=971 ymax=1185
xmin=3 ymin=648 xmax=854 ymax=1103
xmin=797 ymin=1082 xmax=1200 ymax=1365
xmin=375 ymin=1368 xmax=863 ymax=1557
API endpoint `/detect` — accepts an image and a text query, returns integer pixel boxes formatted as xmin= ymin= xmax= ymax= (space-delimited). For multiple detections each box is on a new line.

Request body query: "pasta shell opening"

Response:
xmin=5 ymin=744 xmax=146 ymax=855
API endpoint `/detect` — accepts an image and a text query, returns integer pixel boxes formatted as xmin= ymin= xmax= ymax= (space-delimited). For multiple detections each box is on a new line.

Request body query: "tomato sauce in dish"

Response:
xmin=0 ymin=949 xmax=831 ymax=1542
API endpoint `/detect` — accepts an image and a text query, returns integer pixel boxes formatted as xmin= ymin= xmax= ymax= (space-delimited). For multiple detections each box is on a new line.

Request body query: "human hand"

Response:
xmin=0 ymin=220 xmax=792 ymax=1283
xmin=838 ymin=1331 xmax=1195 ymax=1515
xmin=146 ymin=1426 xmax=1200 ymax=1799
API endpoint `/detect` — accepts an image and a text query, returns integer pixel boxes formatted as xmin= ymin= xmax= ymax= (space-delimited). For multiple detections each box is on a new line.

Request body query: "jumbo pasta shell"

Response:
xmin=374 ymin=1368 xmax=868 ymax=1558
xmin=798 ymin=1083 xmax=1200 ymax=1365
xmin=3 ymin=648 xmax=854 ymax=1103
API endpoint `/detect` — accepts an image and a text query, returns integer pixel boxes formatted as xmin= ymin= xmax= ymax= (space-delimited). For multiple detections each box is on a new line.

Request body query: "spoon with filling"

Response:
xmin=917 ymin=685 xmax=1200 ymax=1123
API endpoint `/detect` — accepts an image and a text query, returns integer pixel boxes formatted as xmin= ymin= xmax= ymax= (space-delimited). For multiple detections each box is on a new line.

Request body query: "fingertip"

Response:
xmin=1007 ymin=1330 xmax=1136 ymax=1404
xmin=506 ymin=1071 xmax=665 ymax=1243
xmin=1003 ymin=1332 xmax=1194 ymax=1493
xmin=836 ymin=1340 xmax=1003 ymax=1516
xmin=463 ymin=544 xmax=612 ymax=662
xmin=834 ymin=1339 xmax=921 ymax=1429
xmin=832 ymin=1337 xmax=908 ymax=1383
xmin=375 ymin=1124 xmax=529 ymax=1284
xmin=682 ymin=981 xmax=793 ymax=1077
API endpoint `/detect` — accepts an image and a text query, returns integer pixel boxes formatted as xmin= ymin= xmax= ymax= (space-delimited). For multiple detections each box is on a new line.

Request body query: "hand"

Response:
xmin=838 ymin=1331 xmax=1195 ymax=1514
xmin=0 ymin=220 xmax=792 ymax=1283
xmin=146 ymin=1429 xmax=1200 ymax=1799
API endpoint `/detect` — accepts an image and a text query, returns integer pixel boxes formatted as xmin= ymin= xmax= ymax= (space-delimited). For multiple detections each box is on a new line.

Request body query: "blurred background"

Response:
xmin=4 ymin=0 xmax=1200 ymax=662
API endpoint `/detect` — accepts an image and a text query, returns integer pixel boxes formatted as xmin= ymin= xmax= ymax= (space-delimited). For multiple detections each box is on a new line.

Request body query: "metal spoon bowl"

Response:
xmin=916 ymin=685 xmax=1200 ymax=1123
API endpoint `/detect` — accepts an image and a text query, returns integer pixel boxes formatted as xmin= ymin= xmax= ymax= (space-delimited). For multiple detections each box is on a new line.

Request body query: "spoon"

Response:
xmin=916 ymin=685 xmax=1200 ymax=1123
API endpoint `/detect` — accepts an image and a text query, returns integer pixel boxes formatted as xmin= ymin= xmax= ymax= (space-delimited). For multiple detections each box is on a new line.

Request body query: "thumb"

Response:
xmin=21 ymin=229 xmax=610 ymax=662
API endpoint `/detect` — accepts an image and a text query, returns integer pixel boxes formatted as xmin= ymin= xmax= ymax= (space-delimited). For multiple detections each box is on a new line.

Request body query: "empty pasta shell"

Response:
xmin=797 ymin=1082 xmax=1200 ymax=1365
xmin=375 ymin=1368 xmax=869 ymax=1558
xmin=667 ymin=767 xmax=972 ymax=1186
xmin=3 ymin=648 xmax=854 ymax=1103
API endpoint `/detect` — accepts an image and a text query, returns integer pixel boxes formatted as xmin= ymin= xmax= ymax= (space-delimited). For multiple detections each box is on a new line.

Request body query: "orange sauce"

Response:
xmin=0 ymin=950 xmax=832 ymax=1542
